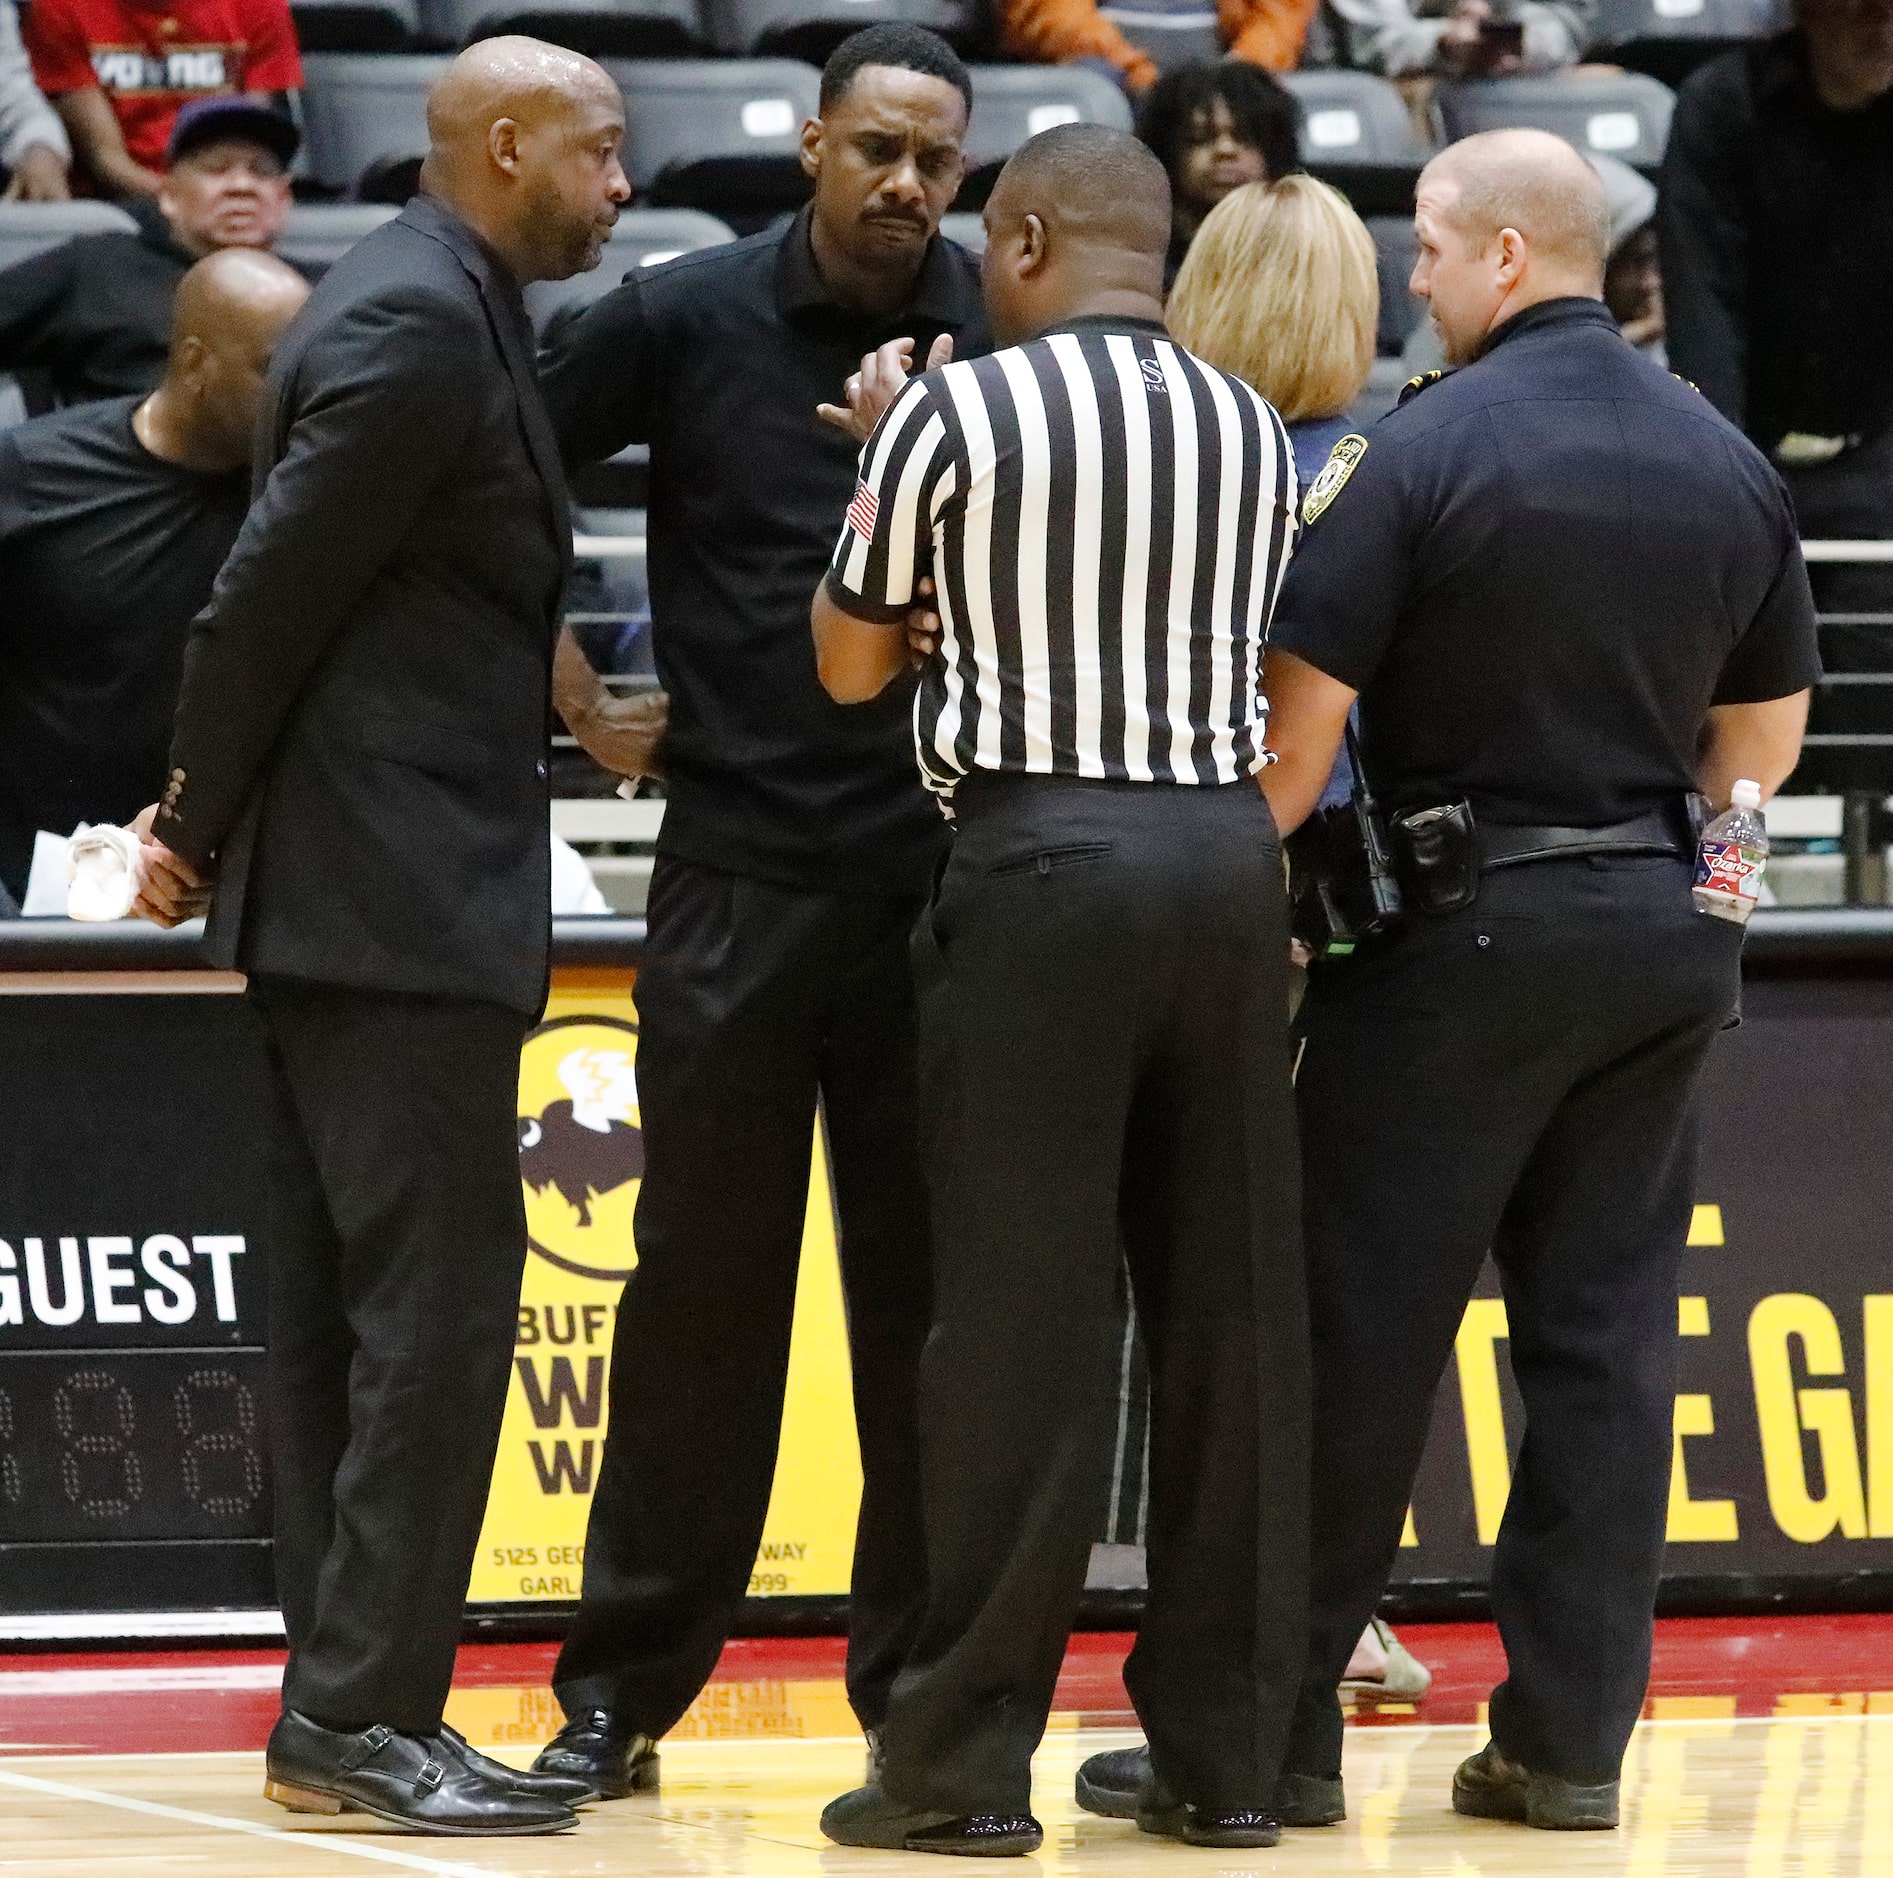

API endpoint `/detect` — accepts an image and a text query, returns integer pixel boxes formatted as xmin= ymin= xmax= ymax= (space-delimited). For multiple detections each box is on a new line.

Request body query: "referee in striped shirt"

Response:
xmin=811 ymin=124 xmax=1306 ymax=1857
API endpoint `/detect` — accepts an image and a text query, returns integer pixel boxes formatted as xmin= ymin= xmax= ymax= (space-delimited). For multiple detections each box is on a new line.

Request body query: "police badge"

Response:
xmin=1301 ymin=433 xmax=1369 ymax=525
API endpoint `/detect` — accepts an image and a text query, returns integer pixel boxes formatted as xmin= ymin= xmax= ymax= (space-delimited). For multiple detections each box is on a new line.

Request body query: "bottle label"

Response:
xmin=1695 ymin=838 xmax=1765 ymax=903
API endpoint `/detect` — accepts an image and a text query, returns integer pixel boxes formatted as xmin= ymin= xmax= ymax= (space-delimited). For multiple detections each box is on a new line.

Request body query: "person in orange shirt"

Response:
xmin=998 ymin=0 xmax=1315 ymax=96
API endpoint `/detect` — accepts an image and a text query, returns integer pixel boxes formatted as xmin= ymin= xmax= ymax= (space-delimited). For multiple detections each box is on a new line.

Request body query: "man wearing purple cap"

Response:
xmin=0 ymin=96 xmax=296 ymax=409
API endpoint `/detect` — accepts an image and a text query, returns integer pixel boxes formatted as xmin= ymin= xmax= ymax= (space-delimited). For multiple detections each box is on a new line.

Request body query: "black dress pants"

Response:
xmin=1285 ymin=855 xmax=1743 ymax=1787
xmin=878 ymin=775 xmax=1308 ymax=1820
xmin=553 ymin=856 xmax=933 ymax=1737
xmin=251 ymin=975 xmax=532 ymax=1734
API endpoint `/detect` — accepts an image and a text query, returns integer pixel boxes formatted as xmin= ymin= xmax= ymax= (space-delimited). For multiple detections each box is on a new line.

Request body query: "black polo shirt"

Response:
xmin=0 ymin=395 xmax=249 ymax=901
xmin=0 ymin=207 xmax=194 ymax=411
xmin=1271 ymin=298 xmax=1821 ymax=828
xmin=1661 ymin=32 xmax=1893 ymax=457
xmin=541 ymin=209 xmax=989 ymax=896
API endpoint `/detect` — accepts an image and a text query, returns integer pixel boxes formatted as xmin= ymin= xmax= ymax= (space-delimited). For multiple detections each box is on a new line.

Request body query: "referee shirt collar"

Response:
xmin=1036 ymin=312 xmax=1171 ymax=342
xmin=774 ymin=206 xmax=980 ymax=326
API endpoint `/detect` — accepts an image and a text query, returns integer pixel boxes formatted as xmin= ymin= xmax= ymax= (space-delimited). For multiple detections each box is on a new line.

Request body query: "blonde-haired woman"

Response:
xmin=1174 ymin=174 xmax=1435 ymax=1710
xmin=1167 ymin=172 xmax=1380 ymax=502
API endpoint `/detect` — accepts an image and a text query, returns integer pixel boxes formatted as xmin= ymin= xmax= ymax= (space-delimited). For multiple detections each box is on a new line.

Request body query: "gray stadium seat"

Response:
xmin=276 ymin=202 xmax=399 ymax=269
xmin=524 ymin=206 xmax=734 ymax=327
xmin=1590 ymin=0 xmax=1779 ymax=83
xmin=0 ymin=200 xmax=138 ymax=273
xmin=963 ymin=64 xmax=1133 ymax=177
xmin=603 ymin=57 xmax=819 ymax=212
xmin=1435 ymin=72 xmax=1676 ymax=167
xmin=706 ymin=0 xmax=973 ymax=60
xmin=1096 ymin=5 xmax=1222 ymax=71
xmin=1279 ymin=70 xmax=1433 ymax=166
xmin=419 ymin=0 xmax=704 ymax=56
xmin=939 ymin=209 xmax=985 ymax=253
xmin=290 ymin=0 xmax=421 ymax=51
xmin=300 ymin=54 xmax=450 ymax=193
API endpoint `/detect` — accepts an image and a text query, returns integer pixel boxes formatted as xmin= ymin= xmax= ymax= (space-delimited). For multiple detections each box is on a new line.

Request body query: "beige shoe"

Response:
xmin=1340 ymin=1617 xmax=1432 ymax=1700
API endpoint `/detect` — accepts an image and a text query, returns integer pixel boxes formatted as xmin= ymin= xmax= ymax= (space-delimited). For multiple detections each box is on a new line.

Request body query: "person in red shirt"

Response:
xmin=22 ymin=0 xmax=299 ymax=200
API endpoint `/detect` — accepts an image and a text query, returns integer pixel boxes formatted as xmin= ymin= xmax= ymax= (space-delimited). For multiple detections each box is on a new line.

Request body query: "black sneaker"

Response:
xmin=529 ymin=1708 xmax=660 ymax=1800
xmin=1136 ymin=1793 xmax=1280 ymax=1849
xmin=820 ymin=1782 xmax=1043 ymax=1856
xmin=1452 ymin=1742 xmax=1619 ymax=1830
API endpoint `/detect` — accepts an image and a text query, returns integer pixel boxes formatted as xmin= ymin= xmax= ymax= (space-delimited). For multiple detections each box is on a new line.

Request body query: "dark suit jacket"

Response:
xmin=154 ymin=194 xmax=572 ymax=1018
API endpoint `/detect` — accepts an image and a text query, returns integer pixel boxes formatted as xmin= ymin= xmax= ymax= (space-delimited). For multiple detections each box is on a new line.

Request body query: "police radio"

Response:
xmin=1285 ymin=722 xmax=1404 ymax=958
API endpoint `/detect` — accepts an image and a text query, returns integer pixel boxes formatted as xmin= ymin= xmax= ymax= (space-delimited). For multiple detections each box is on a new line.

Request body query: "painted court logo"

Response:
xmin=517 ymin=1015 xmax=643 ymax=1281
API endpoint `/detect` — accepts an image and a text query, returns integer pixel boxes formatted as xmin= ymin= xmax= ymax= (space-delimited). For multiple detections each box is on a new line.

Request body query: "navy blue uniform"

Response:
xmin=1270 ymin=298 xmax=1819 ymax=1790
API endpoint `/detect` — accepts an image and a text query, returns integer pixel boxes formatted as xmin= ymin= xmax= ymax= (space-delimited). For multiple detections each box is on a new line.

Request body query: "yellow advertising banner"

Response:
xmin=467 ymin=969 xmax=864 ymax=1605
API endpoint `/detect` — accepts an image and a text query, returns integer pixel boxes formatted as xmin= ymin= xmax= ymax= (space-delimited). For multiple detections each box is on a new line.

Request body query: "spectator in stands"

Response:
xmin=1136 ymin=62 xmax=1302 ymax=279
xmin=0 ymin=96 xmax=295 ymax=410
xmin=0 ymin=3 xmax=71 ymax=200
xmin=22 ymin=0 xmax=300 ymax=201
xmin=0 ymin=245 xmax=306 ymax=908
xmin=1323 ymin=0 xmax=1592 ymax=78
xmin=1000 ymin=0 xmax=1316 ymax=97
xmin=1662 ymin=0 xmax=1893 ymax=783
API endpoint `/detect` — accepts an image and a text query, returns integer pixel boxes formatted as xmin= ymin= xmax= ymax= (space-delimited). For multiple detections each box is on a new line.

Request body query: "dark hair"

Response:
xmin=820 ymin=24 xmax=974 ymax=117
xmin=1135 ymin=62 xmax=1303 ymax=191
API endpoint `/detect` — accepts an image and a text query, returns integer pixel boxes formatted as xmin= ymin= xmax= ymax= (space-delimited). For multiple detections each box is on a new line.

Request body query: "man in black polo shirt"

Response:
xmin=533 ymin=25 xmax=987 ymax=1795
xmin=0 ymin=246 xmax=307 ymax=908
xmin=1661 ymin=0 xmax=1893 ymax=781
xmin=0 ymin=95 xmax=296 ymax=412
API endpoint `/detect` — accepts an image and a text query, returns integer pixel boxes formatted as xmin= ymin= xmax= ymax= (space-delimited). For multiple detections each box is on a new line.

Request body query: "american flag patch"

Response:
xmin=846 ymin=481 xmax=878 ymax=537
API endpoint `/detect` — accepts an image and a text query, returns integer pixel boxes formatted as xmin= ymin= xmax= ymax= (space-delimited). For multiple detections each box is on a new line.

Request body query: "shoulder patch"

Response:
xmin=1397 ymin=369 xmax=1447 ymax=408
xmin=1301 ymin=433 xmax=1369 ymax=525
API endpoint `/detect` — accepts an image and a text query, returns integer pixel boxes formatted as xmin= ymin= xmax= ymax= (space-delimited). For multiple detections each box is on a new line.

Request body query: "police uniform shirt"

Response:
xmin=1271 ymin=297 xmax=1823 ymax=827
xmin=825 ymin=313 xmax=1297 ymax=800
xmin=539 ymin=210 xmax=987 ymax=898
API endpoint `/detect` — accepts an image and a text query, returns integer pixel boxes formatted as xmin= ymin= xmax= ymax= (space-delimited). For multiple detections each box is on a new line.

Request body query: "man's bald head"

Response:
xmin=170 ymin=246 xmax=307 ymax=353
xmin=418 ymin=36 xmax=630 ymax=284
xmin=981 ymin=125 xmax=1171 ymax=344
xmin=1422 ymin=129 xmax=1610 ymax=278
xmin=156 ymin=249 xmax=309 ymax=469
xmin=1411 ymin=129 xmax=1610 ymax=364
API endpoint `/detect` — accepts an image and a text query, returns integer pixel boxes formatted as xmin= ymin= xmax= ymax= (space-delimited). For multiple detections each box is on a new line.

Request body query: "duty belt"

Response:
xmin=1478 ymin=806 xmax=1691 ymax=871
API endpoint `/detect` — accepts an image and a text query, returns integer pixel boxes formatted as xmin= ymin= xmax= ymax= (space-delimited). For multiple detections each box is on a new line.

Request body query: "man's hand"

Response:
xmin=553 ymin=626 xmax=667 ymax=779
xmin=817 ymin=333 xmax=954 ymax=445
xmin=128 ymin=804 xmax=212 ymax=927
xmin=572 ymin=687 xmax=670 ymax=781
xmin=905 ymin=576 xmax=941 ymax=668
xmin=4 ymin=144 xmax=71 ymax=201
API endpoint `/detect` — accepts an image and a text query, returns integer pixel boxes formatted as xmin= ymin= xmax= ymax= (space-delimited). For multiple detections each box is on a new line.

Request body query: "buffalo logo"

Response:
xmin=517 ymin=1015 xmax=643 ymax=1281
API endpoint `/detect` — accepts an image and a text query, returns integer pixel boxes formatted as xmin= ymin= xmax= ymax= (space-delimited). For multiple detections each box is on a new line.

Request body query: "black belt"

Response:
xmin=1478 ymin=807 xmax=1690 ymax=871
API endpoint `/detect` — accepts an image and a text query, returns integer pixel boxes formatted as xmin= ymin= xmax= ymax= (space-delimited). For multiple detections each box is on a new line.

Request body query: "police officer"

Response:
xmin=1257 ymin=130 xmax=1816 ymax=1830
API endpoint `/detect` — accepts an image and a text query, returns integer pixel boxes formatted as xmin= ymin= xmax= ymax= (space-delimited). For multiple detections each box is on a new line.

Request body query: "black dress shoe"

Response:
xmin=438 ymin=1724 xmax=598 ymax=1806
xmin=264 ymin=1710 xmax=576 ymax=1836
xmin=530 ymin=1708 xmax=660 ymax=1799
xmin=1076 ymin=1742 xmax=1343 ymax=1829
xmin=1452 ymin=1742 xmax=1619 ymax=1830
xmin=821 ymin=1783 xmax=1043 ymax=1856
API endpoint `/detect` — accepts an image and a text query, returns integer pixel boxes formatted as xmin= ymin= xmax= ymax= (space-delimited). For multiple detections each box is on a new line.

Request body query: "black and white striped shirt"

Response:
xmin=825 ymin=314 xmax=1297 ymax=801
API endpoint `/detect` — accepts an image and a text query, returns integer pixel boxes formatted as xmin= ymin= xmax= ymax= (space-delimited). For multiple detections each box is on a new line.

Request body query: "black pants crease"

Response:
xmin=553 ymin=857 xmax=933 ymax=1738
xmin=877 ymin=776 xmax=1308 ymax=1820
xmin=253 ymin=974 xmax=532 ymax=1735
xmin=1285 ymin=855 xmax=1743 ymax=1788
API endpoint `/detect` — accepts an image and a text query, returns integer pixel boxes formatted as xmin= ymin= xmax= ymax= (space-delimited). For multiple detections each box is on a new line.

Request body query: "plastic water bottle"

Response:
xmin=1693 ymin=780 xmax=1769 ymax=925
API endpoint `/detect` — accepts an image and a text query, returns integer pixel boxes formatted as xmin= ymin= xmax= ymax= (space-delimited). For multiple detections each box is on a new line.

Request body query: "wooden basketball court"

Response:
xmin=4 ymin=1621 xmax=1889 ymax=1875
